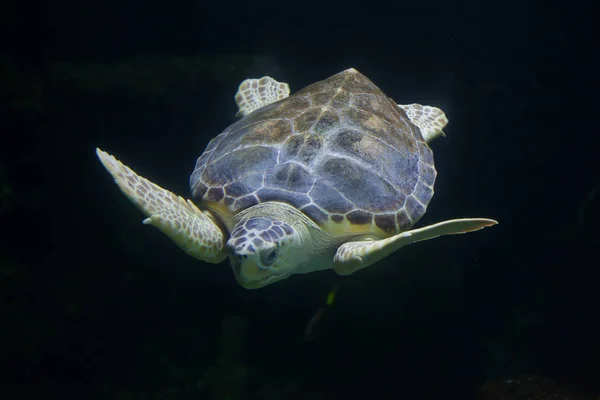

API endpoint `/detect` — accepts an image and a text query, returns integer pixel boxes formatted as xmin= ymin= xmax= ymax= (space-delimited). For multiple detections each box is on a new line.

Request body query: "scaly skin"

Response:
xmin=96 ymin=148 xmax=227 ymax=263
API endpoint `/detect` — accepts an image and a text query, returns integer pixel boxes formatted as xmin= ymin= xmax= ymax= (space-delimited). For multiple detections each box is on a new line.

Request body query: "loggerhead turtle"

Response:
xmin=96 ymin=68 xmax=497 ymax=289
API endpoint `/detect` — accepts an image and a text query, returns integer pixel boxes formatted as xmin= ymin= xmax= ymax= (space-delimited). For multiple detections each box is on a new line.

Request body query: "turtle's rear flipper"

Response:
xmin=398 ymin=103 xmax=448 ymax=143
xmin=333 ymin=218 xmax=497 ymax=275
xmin=96 ymin=148 xmax=227 ymax=264
xmin=235 ymin=76 xmax=290 ymax=117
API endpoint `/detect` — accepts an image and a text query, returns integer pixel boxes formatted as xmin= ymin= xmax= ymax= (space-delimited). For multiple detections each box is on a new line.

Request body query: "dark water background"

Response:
xmin=1 ymin=1 xmax=598 ymax=398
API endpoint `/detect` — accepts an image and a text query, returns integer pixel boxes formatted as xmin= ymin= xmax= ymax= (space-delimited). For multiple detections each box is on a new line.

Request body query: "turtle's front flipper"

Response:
xmin=333 ymin=218 xmax=497 ymax=275
xmin=96 ymin=148 xmax=227 ymax=264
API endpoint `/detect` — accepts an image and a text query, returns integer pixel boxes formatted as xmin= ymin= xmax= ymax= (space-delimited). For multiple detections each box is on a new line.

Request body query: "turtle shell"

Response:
xmin=190 ymin=68 xmax=436 ymax=237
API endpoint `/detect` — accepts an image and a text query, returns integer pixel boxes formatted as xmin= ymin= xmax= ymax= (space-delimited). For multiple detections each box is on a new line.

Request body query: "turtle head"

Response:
xmin=226 ymin=214 xmax=308 ymax=289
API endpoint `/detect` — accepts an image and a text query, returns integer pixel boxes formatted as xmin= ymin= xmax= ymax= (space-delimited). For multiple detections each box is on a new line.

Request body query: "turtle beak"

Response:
xmin=229 ymin=256 xmax=271 ymax=289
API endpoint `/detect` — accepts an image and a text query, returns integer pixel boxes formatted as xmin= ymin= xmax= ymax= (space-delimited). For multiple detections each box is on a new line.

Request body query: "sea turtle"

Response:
xmin=96 ymin=68 xmax=497 ymax=289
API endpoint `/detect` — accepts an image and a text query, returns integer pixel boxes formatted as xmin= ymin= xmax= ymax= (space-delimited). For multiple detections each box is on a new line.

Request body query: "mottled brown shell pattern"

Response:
xmin=190 ymin=69 xmax=436 ymax=237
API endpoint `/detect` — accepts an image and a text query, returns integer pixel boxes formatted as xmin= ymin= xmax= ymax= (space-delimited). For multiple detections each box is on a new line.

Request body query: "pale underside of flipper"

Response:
xmin=398 ymin=103 xmax=449 ymax=143
xmin=333 ymin=218 xmax=498 ymax=276
xmin=96 ymin=148 xmax=227 ymax=264
xmin=235 ymin=76 xmax=290 ymax=117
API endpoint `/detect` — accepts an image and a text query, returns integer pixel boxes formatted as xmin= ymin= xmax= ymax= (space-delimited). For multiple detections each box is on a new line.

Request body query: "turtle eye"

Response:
xmin=268 ymin=249 xmax=278 ymax=262
xmin=262 ymin=248 xmax=278 ymax=265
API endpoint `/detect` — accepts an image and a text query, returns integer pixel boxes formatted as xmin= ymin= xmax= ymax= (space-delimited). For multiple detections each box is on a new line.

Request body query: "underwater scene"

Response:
xmin=1 ymin=1 xmax=598 ymax=399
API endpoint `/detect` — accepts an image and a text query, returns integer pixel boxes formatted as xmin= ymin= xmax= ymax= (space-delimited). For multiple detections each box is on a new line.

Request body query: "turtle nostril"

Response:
xmin=232 ymin=256 xmax=242 ymax=275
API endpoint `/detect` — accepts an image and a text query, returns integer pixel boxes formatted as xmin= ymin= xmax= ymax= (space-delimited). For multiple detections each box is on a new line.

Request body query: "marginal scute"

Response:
xmin=206 ymin=187 xmax=224 ymax=202
xmin=234 ymin=195 xmax=259 ymax=210
xmin=331 ymin=215 xmax=344 ymax=223
xmin=301 ymin=204 xmax=329 ymax=224
xmin=241 ymin=119 xmax=292 ymax=146
xmin=256 ymin=188 xmax=311 ymax=209
xmin=405 ymin=195 xmax=426 ymax=223
xmin=418 ymin=141 xmax=435 ymax=166
xmin=374 ymin=213 xmax=397 ymax=234
xmin=203 ymin=136 xmax=221 ymax=153
xmin=412 ymin=179 xmax=434 ymax=206
xmin=347 ymin=210 xmax=373 ymax=225
xmin=418 ymin=161 xmax=437 ymax=187
xmin=224 ymin=196 xmax=234 ymax=205
xmin=192 ymin=181 xmax=208 ymax=199
xmin=195 ymin=152 xmax=211 ymax=169
xmin=394 ymin=209 xmax=411 ymax=231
